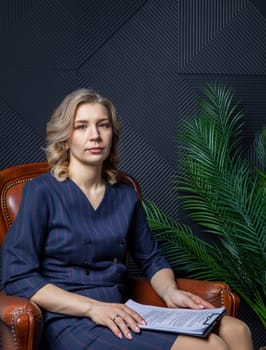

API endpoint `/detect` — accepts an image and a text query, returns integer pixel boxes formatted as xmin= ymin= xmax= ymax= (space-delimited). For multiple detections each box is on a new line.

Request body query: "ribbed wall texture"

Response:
xmin=0 ymin=0 xmax=265 ymax=348
xmin=0 ymin=0 xmax=265 ymax=221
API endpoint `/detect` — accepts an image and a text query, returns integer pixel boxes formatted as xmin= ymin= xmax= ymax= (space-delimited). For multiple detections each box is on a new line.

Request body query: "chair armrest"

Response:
xmin=0 ymin=291 xmax=43 ymax=350
xmin=127 ymin=277 xmax=240 ymax=317
xmin=177 ymin=278 xmax=240 ymax=316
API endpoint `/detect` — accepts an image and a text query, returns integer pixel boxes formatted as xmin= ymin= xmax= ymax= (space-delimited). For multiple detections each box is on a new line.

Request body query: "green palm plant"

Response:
xmin=143 ymin=83 xmax=266 ymax=327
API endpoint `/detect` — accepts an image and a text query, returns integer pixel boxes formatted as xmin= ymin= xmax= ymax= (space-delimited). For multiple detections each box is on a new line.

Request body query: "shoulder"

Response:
xmin=111 ymin=181 xmax=139 ymax=197
xmin=109 ymin=181 xmax=140 ymax=206
xmin=22 ymin=172 xmax=60 ymax=195
xmin=24 ymin=171 xmax=53 ymax=187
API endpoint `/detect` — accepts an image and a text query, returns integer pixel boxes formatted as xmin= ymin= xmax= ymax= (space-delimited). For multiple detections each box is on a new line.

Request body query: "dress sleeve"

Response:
xmin=2 ymin=179 xmax=50 ymax=298
xmin=128 ymin=200 xmax=171 ymax=281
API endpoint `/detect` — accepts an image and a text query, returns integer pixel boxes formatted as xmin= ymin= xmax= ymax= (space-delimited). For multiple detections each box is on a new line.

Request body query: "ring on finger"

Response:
xmin=112 ymin=314 xmax=121 ymax=322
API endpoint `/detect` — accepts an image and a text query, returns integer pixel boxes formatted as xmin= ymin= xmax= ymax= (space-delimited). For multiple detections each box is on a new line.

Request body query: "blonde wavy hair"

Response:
xmin=45 ymin=88 xmax=121 ymax=183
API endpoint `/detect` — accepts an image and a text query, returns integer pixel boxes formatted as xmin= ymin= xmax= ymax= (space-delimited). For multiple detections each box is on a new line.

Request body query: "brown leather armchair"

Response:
xmin=0 ymin=162 xmax=240 ymax=350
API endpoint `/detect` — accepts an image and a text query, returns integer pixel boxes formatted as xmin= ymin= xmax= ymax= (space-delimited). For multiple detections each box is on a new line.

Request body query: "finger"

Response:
xmin=195 ymin=297 xmax=214 ymax=309
xmin=106 ymin=317 xmax=123 ymax=339
xmin=185 ymin=293 xmax=214 ymax=309
xmin=123 ymin=306 xmax=146 ymax=326
xmin=118 ymin=311 xmax=142 ymax=333
xmin=113 ymin=315 xmax=133 ymax=339
xmin=185 ymin=298 xmax=203 ymax=309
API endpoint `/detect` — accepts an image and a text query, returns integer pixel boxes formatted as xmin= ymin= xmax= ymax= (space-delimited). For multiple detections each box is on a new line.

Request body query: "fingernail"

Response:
xmin=118 ymin=333 xmax=122 ymax=339
xmin=127 ymin=333 xmax=132 ymax=340
xmin=135 ymin=326 xmax=140 ymax=332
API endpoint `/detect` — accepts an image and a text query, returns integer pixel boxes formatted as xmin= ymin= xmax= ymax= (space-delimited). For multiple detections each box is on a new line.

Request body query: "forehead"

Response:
xmin=74 ymin=102 xmax=108 ymax=121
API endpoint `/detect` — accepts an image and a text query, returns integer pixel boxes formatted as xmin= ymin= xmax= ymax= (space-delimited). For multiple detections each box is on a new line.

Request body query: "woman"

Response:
xmin=2 ymin=88 xmax=253 ymax=350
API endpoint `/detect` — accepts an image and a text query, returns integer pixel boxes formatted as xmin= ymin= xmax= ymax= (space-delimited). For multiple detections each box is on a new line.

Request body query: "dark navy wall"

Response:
xmin=0 ymin=1 xmax=265 ymax=346
xmin=0 ymin=0 xmax=265 ymax=221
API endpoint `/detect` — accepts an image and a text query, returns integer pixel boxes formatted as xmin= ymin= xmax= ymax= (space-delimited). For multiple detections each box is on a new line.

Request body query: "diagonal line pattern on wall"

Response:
xmin=178 ymin=0 xmax=249 ymax=72
xmin=74 ymin=0 xmax=149 ymax=68
xmin=182 ymin=2 xmax=266 ymax=74
xmin=0 ymin=100 xmax=44 ymax=169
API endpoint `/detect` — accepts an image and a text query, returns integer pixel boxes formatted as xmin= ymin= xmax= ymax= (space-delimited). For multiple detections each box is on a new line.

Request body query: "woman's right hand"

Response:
xmin=30 ymin=284 xmax=144 ymax=339
xmin=87 ymin=301 xmax=146 ymax=339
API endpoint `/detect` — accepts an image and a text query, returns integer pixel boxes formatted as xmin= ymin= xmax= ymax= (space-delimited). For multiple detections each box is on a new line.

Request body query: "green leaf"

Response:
xmin=143 ymin=83 xmax=266 ymax=326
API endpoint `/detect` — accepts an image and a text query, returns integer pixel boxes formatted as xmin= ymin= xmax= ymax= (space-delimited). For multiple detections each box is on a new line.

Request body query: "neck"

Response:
xmin=68 ymin=162 xmax=106 ymax=209
xmin=68 ymin=162 xmax=104 ymax=190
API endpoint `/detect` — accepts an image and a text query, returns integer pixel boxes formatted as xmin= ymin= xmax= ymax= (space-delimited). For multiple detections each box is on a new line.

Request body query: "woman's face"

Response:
xmin=67 ymin=102 xmax=113 ymax=168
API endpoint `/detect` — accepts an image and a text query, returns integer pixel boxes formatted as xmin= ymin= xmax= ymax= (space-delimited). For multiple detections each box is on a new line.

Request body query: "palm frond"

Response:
xmin=143 ymin=83 xmax=266 ymax=326
xmin=255 ymin=128 xmax=266 ymax=170
xmin=143 ymin=200 xmax=229 ymax=280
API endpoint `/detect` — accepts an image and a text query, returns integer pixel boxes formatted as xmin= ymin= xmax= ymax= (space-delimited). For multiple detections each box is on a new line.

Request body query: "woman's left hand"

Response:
xmin=151 ymin=269 xmax=215 ymax=310
xmin=164 ymin=287 xmax=215 ymax=310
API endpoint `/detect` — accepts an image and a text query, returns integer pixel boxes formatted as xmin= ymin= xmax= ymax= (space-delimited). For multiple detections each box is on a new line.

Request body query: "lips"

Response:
xmin=86 ymin=147 xmax=104 ymax=153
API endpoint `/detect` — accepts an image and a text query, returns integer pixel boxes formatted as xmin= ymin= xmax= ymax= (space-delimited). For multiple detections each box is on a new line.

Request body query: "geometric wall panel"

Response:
xmin=0 ymin=0 xmax=35 ymax=32
xmin=0 ymin=98 xmax=45 ymax=168
xmin=78 ymin=0 xmax=179 ymax=168
xmin=0 ymin=69 xmax=78 ymax=137
xmin=119 ymin=117 xmax=179 ymax=221
xmin=0 ymin=0 xmax=265 ymax=221
xmin=181 ymin=74 xmax=266 ymax=140
xmin=178 ymin=0 xmax=250 ymax=72
xmin=0 ymin=1 xmax=76 ymax=69
xmin=71 ymin=0 xmax=149 ymax=67
xmin=0 ymin=0 xmax=148 ymax=69
xmin=0 ymin=0 xmax=265 ymax=346
xmin=181 ymin=2 xmax=266 ymax=74
xmin=251 ymin=0 xmax=266 ymax=18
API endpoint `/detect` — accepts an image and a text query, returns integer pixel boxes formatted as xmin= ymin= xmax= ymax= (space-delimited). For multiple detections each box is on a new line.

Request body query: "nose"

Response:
xmin=89 ymin=125 xmax=100 ymax=140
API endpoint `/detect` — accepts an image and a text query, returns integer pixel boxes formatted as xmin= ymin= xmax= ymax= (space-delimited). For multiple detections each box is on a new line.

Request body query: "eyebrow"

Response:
xmin=74 ymin=120 xmax=88 ymax=124
xmin=74 ymin=117 xmax=109 ymax=124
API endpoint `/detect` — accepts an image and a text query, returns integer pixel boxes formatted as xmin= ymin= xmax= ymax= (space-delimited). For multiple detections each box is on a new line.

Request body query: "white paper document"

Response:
xmin=126 ymin=299 xmax=226 ymax=337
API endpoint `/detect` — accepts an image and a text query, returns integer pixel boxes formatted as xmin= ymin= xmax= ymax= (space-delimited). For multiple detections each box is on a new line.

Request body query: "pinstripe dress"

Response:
xmin=2 ymin=173 xmax=177 ymax=349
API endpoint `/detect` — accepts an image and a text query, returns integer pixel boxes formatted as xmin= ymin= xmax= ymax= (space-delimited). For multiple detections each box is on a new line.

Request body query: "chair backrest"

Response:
xmin=0 ymin=162 xmax=142 ymax=245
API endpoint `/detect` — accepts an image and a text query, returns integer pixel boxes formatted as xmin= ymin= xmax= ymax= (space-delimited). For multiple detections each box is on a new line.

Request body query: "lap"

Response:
xmin=42 ymin=316 xmax=177 ymax=350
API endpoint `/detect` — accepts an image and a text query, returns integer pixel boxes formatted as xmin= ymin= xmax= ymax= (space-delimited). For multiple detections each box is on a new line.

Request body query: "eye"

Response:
xmin=99 ymin=122 xmax=111 ymax=128
xmin=74 ymin=124 xmax=87 ymax=130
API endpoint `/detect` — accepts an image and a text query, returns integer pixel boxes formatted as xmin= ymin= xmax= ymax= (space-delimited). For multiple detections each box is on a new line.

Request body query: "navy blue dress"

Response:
xmin=2 ymin=173 xmax=177 ymax=349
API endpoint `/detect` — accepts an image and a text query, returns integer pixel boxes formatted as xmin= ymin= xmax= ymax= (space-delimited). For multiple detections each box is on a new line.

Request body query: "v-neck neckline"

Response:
xmin=68 ymin=178 xmax=108 ymax=212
